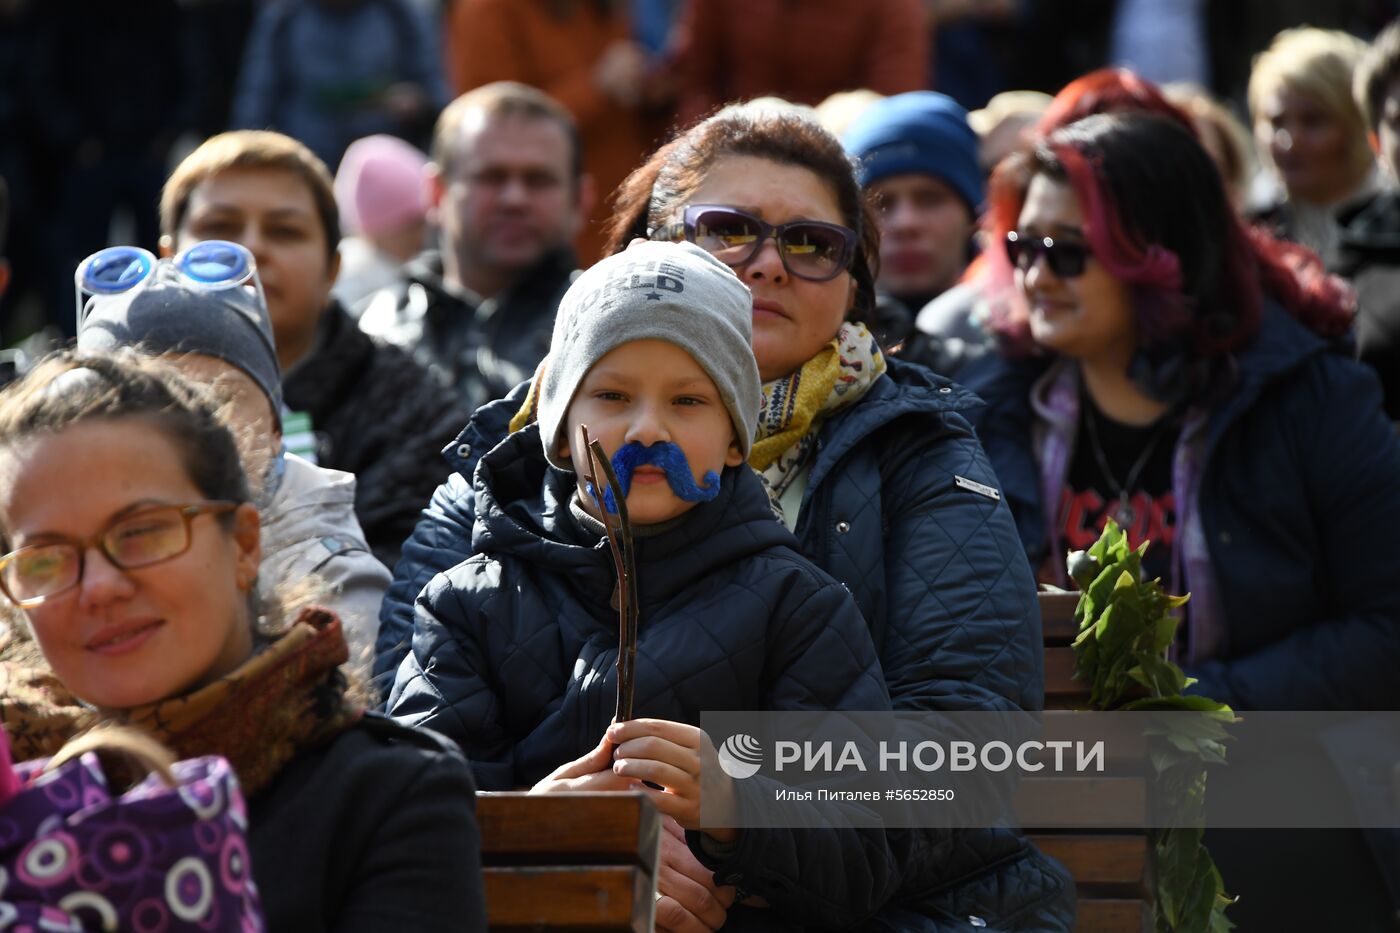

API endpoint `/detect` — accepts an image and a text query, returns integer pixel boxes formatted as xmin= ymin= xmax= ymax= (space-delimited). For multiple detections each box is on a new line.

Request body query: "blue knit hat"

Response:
xmin=842 ymin=91 xmax=984 ymax=213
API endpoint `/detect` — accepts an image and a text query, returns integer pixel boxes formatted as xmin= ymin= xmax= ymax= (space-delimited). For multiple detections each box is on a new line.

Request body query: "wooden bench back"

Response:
xmin=1030 ymin=590 xmax=1153 ymax=933
xmin=476 ymin=792 xmax=660 ymax=931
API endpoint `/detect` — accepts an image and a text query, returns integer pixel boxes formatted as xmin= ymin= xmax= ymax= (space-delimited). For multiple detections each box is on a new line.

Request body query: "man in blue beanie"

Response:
xmin=843 ymin=91 xmax=983 ymax=331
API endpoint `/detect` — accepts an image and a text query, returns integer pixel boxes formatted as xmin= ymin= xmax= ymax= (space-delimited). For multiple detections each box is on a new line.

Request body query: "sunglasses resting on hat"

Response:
xmin=74 ymin=240 xmax=264 ymax=335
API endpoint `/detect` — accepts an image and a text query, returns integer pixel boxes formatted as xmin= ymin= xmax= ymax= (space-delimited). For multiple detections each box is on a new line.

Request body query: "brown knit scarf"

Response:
xmin=0 ymin=607 xmax=361 ymax=794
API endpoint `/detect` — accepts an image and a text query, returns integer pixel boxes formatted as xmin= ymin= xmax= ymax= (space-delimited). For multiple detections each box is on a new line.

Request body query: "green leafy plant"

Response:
xmin=1066 ymin=520 xmax=1236 ymax=933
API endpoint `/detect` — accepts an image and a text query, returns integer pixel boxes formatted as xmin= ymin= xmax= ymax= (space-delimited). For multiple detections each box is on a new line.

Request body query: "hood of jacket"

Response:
xmin=470 ymin=424 xmax=796 ymax=613
xmin=259 ymin=451 xmax=358 ymax=554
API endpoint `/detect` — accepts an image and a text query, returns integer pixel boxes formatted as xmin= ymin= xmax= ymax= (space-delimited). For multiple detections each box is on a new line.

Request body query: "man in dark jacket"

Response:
xmin=359 ymin=81 xmax=583 ymax=412
xmin=843 ymin=92 xmax=982 ymax=323
xmin=160 ymin=129 xmax=469 ymax=567
xmin=842 ymin=92 xmax=983 ymax=370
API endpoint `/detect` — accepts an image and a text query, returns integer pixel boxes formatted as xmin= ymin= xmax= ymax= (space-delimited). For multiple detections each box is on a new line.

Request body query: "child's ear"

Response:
xmin=725 ymin=434 xmax=745 ymax=467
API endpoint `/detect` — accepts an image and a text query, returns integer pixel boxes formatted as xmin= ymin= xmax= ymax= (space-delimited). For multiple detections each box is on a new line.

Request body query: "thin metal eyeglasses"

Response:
xmin=0 ymin=501 xmax=239 ymax=608
xmin=1005 ymin=230 xmax=1092 ymax=279
xmin=650 ymin=204 xmax=858 ymax=282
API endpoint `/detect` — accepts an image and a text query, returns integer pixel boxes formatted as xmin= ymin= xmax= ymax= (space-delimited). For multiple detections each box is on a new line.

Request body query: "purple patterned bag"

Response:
xmin=0 ymin=752 xmax=265 ymax=932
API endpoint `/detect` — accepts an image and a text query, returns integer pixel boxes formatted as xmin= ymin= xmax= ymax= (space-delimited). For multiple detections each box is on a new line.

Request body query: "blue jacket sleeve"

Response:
xmin=373 ymin=471 xmax=477 ymax=686
xmin=875 ymin=416 xmax=1045 ymax=715
xmin=763 ymin=562 xmax=892 ymax=711
xmin=1187 ymin=356 xmax=1400 ymax=710
xmin=373 ymin=385 xmax=528 ymax=688
xmin=687 ymin=576 xmax=903 ymax=929
xmin=386 ymin=563 xmax=518 ymax=790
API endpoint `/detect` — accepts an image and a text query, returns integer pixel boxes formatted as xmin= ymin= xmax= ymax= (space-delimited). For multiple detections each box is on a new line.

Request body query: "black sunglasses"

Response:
xmin=1005 ymin=231 xmax=1092 ymax=279
xmin=651 ymin=205 xmax=857 ymax=282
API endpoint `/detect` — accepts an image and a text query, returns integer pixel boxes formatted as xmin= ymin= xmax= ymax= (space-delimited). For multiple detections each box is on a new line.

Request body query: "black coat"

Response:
xmin=282 ymin=301 xmax=470 ymax=567
xmin=249 ymin=712 xmax=485 ymax=933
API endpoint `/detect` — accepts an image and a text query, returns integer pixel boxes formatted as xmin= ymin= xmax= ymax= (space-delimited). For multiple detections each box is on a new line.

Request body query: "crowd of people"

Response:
xmin=3 ymin=1 xmax=1400 ymax=931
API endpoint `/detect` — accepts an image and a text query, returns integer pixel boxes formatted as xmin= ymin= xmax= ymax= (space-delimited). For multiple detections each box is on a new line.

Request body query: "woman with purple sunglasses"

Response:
xmin=600 ymin=104 xmax=1073 ymax=932
xmin=377 ymin=103 xmax=1072 ymax=931
xmin=964 ymin=111 xmax=1400 ymax=928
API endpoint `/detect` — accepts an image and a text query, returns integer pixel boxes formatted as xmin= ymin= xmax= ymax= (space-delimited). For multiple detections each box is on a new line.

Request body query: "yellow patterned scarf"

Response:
xmin=750 ymin=321 xmax=885 ymax=513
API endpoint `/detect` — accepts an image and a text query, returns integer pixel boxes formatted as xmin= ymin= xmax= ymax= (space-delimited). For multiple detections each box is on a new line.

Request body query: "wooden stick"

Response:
xmin=577 ymin=426 xmax=639 ymax=723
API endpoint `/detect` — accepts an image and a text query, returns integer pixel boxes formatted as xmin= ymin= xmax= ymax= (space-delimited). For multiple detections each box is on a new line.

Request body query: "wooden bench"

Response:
xmin=476 ymin=792 xmax=661 ymax=931
xmin=1028 ymin=590 xmax=1154 ymax=933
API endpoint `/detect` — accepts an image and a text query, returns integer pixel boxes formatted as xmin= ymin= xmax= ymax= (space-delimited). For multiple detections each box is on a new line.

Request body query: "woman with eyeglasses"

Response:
xmin=965 ymin=111 xmax=1400 ymax=929
xmin=0 ymin=352 xmax=486 ymax=932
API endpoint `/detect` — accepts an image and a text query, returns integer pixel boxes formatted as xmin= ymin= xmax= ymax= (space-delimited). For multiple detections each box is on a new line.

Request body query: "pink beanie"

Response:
xmin=334 ymin=134 xmax=430 ymax=237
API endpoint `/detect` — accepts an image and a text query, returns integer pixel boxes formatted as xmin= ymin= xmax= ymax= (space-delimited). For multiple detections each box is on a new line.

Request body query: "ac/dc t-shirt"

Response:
xmin=1057 ymin=401 xmax=1179 ymax=586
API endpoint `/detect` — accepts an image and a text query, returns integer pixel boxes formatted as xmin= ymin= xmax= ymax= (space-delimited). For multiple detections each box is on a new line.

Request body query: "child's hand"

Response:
xmin=655 ymin=816 xmax=736 ymax=933
xmin=529 ymin=734 xmax=635 ymax=794
xmin=606 ymin=719 xmax=737 ymax=840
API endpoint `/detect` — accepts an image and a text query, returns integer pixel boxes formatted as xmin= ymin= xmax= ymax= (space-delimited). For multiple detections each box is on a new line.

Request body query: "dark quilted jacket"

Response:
xmin=377 ymin=360 xmax=1073 ymax=929
xmin=282 ymin=301 xmax=471 ymax=568
xmin=388 ymin=425 xmax=910 ymax=927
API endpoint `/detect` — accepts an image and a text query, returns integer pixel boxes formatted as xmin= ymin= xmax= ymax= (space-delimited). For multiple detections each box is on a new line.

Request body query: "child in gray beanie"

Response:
xmin=536 ymin=240 xmax=761 ymax=522
xmin=390 ymin=241 xmax=895 ymax=927
xmin=77 ymin=257 xmax=390 ymax=669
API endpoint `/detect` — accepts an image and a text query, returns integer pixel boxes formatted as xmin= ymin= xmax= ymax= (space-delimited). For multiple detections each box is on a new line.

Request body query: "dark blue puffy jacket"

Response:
xmin=387 ymin=423 xmax=893 ymax=778
xmin=389 ymin=423 xmax=906 ymax=928
xmin=378 ymin=359 xmax=1074 ymax=929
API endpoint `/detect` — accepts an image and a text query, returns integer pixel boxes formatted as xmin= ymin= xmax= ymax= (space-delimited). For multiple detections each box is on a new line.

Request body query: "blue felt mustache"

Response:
xmin=585 ymin=441 xmax=721 ymax=514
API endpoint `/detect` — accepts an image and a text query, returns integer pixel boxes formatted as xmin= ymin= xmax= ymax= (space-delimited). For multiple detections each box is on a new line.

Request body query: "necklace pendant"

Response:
xmin=1112 ymin=496 xmax=1135 ymax=529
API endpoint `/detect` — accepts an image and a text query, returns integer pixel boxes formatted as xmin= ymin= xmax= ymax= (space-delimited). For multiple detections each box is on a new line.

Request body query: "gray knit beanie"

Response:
xmin=77 ymin=280 xmax=283 ymax=426
xmin=538 ymin=240 xmax=759 ymax=471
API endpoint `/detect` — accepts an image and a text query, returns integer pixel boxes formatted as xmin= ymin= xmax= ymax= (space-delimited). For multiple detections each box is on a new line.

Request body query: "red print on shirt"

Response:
xmin=1058 ymin=487 xmax=1177 ymax=555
